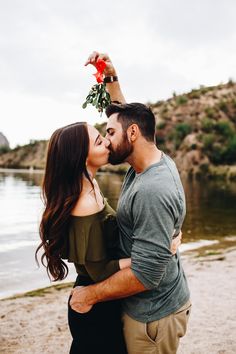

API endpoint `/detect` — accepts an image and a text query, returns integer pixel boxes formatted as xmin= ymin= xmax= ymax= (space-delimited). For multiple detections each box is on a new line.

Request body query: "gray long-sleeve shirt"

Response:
xmin=117 ymin=153 xmax=190 ymax=322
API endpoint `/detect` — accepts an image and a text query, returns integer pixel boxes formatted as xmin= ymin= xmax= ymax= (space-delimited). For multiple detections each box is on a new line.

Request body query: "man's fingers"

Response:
xmin=84 ymin=51 xmax=100 ymax=66
xmin=84 ymin=51 xmax=111 ymax=67
xmin=70 ymin=303 xmax=93 ymax=313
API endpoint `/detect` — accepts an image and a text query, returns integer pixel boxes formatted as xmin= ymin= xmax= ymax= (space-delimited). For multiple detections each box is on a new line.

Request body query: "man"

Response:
xmin=70 ymin=52 xmax=191 ymax=354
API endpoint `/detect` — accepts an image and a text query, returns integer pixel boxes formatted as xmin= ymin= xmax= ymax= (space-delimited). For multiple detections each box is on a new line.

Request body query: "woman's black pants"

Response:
xmin=68 ymin=276 xmax=127 ymax=354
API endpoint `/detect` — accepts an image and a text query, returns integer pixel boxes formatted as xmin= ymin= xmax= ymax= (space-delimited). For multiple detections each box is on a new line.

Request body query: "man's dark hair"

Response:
xmin=106 ymin=103 xmax=156 ymax=142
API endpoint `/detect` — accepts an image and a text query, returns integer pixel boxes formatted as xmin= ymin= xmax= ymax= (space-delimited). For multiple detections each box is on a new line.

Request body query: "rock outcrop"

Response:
xmin=0 ymin=132 xmax=10 ymax=148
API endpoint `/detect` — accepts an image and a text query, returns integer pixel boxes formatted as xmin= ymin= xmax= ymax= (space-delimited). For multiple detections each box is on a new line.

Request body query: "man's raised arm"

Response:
xmin=85 ymin=51 xmax=126 ymax=104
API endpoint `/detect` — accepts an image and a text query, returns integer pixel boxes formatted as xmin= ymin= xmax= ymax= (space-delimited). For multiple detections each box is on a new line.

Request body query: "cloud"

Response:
xmin=0 ymin=0 xmax=236 ymax=146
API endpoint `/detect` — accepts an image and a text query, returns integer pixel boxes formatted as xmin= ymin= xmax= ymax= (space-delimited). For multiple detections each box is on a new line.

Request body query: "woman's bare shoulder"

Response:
xmin=71 ymin=193 xmax=102 ymax=217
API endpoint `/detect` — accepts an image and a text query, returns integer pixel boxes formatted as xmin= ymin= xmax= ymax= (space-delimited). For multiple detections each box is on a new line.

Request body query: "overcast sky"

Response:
xmin=1 ymin=0 xmax=236 ymax=147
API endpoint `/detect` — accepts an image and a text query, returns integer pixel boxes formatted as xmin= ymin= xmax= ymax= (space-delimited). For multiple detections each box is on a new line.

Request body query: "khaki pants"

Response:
xmin=122 ymin=300 xmax=191 ymax=354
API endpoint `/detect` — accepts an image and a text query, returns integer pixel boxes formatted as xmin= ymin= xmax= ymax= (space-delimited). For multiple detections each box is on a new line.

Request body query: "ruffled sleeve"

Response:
xmin=65 ymin=215 xmax=120 ymax=282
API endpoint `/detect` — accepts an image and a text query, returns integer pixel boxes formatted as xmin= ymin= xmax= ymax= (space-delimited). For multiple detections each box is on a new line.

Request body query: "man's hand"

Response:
xmin=85 ymin=51 xmax=117 ymax=77
xmin=70 ymin=286 xmax=94 ymax=313
xmin=85 ymin=51 xmax=126 ymax=103
xmin=171 ymin=230 xmax=182 ymax=255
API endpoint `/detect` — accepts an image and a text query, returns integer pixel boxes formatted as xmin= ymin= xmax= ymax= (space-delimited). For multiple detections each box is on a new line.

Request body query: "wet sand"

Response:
xmin=1 ymin=248 xmax=236 ymax=354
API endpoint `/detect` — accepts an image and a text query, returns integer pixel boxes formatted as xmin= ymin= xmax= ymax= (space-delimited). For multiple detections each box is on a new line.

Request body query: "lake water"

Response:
xmin=0 ymin=170 xmax=236 ymax=298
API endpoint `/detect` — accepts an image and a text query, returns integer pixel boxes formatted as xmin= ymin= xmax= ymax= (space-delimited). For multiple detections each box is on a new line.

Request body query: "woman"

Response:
xmin=36 ymin=121 xmax=131 ymax=353
xmin=36 ymin=52 xmax=182 ymax=354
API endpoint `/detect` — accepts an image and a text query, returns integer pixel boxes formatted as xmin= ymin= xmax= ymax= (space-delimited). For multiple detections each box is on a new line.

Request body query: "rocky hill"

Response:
xmin=0 ymin=81 xmax=236 ymax=179
xmin=0 ymin=132 xmax=10 ymax=151
xmin=150 ymin=80 xmax=236 ymax=179
xmin=0 ymin=140 xmax=47 ymax=169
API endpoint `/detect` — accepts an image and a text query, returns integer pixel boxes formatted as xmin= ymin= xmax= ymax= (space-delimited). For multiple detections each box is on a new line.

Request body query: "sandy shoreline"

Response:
xmin=1 ymin=248 xmax=236 ymax=354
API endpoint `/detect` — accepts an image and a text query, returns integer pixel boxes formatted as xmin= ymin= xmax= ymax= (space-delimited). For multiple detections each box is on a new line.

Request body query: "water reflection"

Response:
xmin=183 ymin=178 xmax=236 ymax=240
xmin=0 ymin=170 xmax=236 ymax=298
xmin=0 ymin=171 xmax=44 ymax=187
xmin=0 ymin=170 xmax=236 ymax=243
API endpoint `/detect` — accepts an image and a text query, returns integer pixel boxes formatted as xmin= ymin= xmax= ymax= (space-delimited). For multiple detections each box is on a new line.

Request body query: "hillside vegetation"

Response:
xmin=1 ymin=81 xmax=236 ymax=179
xmin=152 ymin=80 xmax=236 ymax=179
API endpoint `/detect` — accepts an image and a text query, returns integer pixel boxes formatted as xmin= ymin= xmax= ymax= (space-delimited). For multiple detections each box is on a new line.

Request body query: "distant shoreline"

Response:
xmin=0 ymin=165 xmax=129 ymax=175
xmin=0 ymin=167 xmax=44 ymax=174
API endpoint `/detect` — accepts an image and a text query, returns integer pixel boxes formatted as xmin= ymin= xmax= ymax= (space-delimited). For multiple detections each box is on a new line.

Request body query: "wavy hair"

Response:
xmin=35 ymin=122 xmax=93 ymax=281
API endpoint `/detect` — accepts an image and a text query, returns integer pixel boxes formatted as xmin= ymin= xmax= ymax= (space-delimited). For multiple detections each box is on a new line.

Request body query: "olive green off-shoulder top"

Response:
xmin=63 ymin=199 xmax=120 ymax=282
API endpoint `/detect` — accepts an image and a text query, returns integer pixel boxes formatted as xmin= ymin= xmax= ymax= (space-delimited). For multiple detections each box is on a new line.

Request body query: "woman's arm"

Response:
xmin=85 ymin=51 xmax=126 ymax=104
xmin=171 ymin=230 xmax=182 ymax=255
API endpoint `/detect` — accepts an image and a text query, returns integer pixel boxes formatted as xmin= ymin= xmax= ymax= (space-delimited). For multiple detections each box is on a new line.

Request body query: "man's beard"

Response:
xmin=108 ymin=134 xmax=133 ymax=165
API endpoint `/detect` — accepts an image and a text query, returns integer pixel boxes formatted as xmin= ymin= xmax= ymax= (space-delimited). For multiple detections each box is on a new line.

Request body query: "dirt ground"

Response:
xmin=1 ymin=249 xmax=236 ymax=354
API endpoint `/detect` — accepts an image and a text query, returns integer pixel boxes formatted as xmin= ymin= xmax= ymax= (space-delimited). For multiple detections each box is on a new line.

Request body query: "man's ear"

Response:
xmin=127 ymin=124 xmax=139 ymax=142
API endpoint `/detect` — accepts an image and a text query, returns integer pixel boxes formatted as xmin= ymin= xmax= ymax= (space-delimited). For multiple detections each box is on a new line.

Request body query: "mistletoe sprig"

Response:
xmin=82 ymin=59 xmax=111 ymax=114
xmin=82 ymin=82 xmax=111 ymax=114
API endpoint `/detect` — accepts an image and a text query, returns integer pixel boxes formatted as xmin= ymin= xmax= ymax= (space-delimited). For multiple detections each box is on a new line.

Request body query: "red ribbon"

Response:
xmin=93 ymin=59 xmax=106 ymax=83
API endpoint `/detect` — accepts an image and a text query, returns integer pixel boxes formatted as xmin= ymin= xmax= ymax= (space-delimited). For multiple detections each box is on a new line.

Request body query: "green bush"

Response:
xmin=160 ymin=106 xmax=168 ymax=115
xmin=227 ymin=78 xmax=234 ymax=87
xmin=156 ymin=135 xmax=166 ymax=145
xmin=0 ymin=146 xmax=10 ymax=154
xmin=176 ymin=95 xmax=188 ymax=105
xmin=231 ymin=99 xmax=236 ymax=108
xmin=157 ymin=121 xmax=166 ymax=129
xmin=223 ymin=135 xmax=236 ymax=164
xmin=204 ymin=107 xmax=216 ymax=119
xmin=203 ymin=133 xmax=236 ymax=165
xmin=210 ymin=144 xmax=225 ymax=164
xmin=202 ymin=117 xmax=215 ymax=132
xmin=214 ymin=121 xmax=234 ymax=137
xmin=199 ymin=85 xmax=210 ymax=94
xmin=202 ymin=134 xmax=214 ymax=150
xmin=218 ymin=100 xmax=228 ymax=113
xmin=190 ymin=143 xmax=197 ymax=150
xmin=175 ymin=123 xmax=192 ymax=139
xmin=169 ymin=123 xmax=192 ymax=148
xmin=188 ymin=89 xmax=201 ymax=99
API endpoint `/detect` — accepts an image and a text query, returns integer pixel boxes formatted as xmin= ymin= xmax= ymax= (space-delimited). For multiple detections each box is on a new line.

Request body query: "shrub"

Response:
xmin=210 ymin=144 xmax=225 ymax=164
xmin=231 ymin=99 xmax=236 ymax=108
xmin=175 ymin=123 xmax=192 ymax=139
xmin=204 ymin=107 xmax=216 ymax=119
xmin=188 ymin=89 xmax=201 ymax=99
xmin=202 ymin=117 xmax=215 ymax=132
xmin=199 ymin=163 xmax=209 ymax=174
xmin=202 ymin=134 xmax=214 ymax=150
xmin=169 ymin=123 xmax=192 ymax=149
xmin=160 ymin=106 xmax=168 ymax=115
xmin=199 ymin=85 xmax=210 ymax=94
xmin=223 ymin=135 xmax=236 ymax=164
xmin=218 ymin=100 xmax=228 ymax=113
xmin=214 ymin=121 xmax=234 ymax=138
xmin=227 ymin=78 xmax=234 ymax=87
xmin=0 ymin=146 xmax=10 ymax=154
xmin=176 ymin=95 xmax=188 ymax=105
xmin=156 ymin=121 xmax=166 ymax=129
xmin=156 ymin=135 xmax=165 ymax=145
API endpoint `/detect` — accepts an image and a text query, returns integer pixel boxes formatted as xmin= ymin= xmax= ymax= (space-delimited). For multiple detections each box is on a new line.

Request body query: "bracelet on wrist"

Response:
xmin=104 ymin=76 xmax=118 ymax=84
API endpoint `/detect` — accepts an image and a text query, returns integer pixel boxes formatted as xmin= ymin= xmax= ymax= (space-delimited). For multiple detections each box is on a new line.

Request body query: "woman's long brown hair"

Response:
xmin=35 ymin=122 xmax=93 ymax=281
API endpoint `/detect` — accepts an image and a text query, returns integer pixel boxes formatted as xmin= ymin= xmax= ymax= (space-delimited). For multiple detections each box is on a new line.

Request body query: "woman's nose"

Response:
xmin=104 ymin=138 xmax=110 ymax=148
